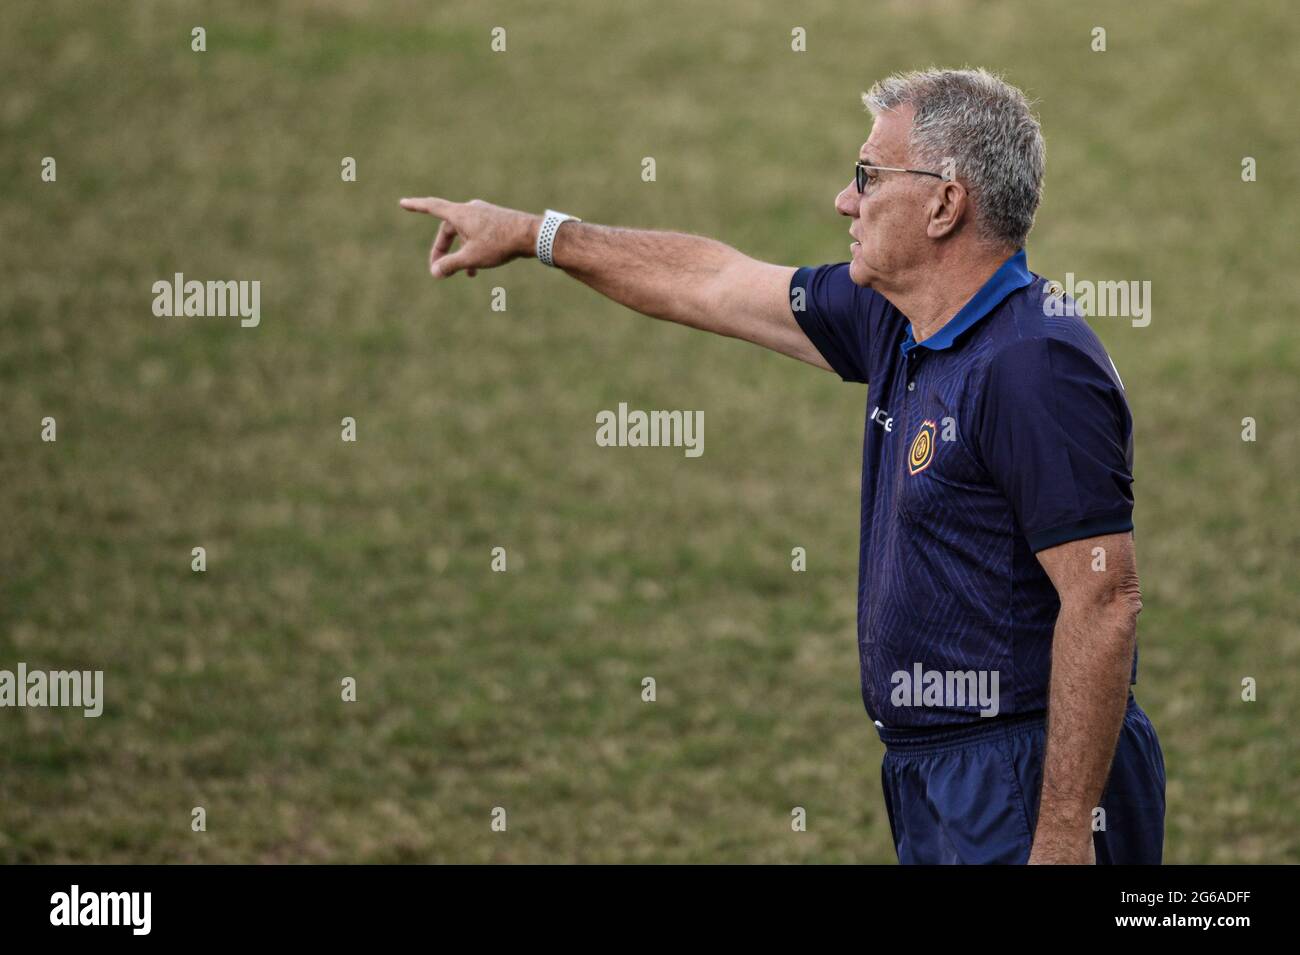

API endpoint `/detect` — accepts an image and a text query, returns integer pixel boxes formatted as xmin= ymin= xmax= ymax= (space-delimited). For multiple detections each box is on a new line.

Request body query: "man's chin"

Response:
xmin=848 ymin=259 xmax=874 ymax=287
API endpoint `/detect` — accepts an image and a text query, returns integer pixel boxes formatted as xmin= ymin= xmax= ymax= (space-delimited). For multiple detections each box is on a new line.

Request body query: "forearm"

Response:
xmin=549 ymin=220 xmax=762 ymax=335
xmin=1031 ymin=600 xmax=1137 ymax=859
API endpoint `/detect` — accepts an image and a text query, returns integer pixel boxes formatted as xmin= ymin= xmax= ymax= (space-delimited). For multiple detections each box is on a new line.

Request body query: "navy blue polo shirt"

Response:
xmin=790 ymin=250 xmax=1136 ymax=727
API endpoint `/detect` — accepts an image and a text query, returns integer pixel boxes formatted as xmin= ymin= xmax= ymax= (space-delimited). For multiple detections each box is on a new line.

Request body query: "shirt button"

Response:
xmin=907 ymin=381 xmax=915 ymax=391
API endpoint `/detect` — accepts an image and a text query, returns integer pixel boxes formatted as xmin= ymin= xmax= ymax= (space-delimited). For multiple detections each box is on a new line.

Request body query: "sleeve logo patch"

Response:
xmin=908 ymin=420 xmax=936 ymax=476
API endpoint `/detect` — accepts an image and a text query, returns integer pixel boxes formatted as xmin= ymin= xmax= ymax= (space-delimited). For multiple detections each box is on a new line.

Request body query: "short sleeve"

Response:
xmin=789 ymin=263 xmax=871 ymax=383
xmin=975 ymin=337 xmax=1135 ymax=552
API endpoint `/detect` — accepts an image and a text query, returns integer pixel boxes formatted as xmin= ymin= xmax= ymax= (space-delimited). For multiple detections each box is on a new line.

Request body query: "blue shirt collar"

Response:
xmin=900 ymin=249 xmax=1033 ymax=356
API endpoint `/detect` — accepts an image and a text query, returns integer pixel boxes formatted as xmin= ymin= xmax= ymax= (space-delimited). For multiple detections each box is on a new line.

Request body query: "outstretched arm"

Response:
xmin=399 ymin=196 xmax=831 ymax=372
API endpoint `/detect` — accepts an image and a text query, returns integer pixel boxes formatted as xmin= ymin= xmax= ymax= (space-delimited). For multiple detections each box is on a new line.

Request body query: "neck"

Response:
xmin=879 ymin=243 xmax=1015 ymax=343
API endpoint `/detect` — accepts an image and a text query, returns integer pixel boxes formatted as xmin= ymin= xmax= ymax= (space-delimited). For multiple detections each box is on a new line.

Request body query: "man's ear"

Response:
xmin=925 ymin=181 xmax=968 ymax=239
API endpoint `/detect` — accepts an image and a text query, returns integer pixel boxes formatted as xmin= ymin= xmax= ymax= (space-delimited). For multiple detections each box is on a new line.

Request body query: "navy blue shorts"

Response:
xmin=878 ymin=695 xmax=1166 ymax=864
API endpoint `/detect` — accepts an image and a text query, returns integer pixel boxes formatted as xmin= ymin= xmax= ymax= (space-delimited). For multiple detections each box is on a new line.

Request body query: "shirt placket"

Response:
xmin=901 ymin=348 xmax=924 ymax=480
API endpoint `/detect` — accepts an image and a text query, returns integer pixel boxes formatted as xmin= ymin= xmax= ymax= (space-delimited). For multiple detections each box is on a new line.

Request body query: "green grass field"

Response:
xmin=1 ymin=0 xmax=1296 ymax=863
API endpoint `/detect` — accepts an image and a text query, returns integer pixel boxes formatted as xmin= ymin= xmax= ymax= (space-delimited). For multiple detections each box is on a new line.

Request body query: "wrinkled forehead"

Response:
xmin=859 ymin=103 xmax=916 ymax=164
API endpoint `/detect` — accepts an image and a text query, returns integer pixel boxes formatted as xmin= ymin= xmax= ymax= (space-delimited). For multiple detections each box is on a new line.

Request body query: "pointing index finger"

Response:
xmin=399 ymin=196 xmax=456 ymax=217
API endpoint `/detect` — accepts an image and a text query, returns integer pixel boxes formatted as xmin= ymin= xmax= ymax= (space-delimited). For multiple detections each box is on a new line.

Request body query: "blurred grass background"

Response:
xmin=0 ymin=0 xmax=1296 ymax=862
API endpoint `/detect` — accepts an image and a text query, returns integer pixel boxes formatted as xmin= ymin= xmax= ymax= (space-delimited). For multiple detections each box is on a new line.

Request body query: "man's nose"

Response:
xmin=835 ymin=183 xmax=859 ymax=217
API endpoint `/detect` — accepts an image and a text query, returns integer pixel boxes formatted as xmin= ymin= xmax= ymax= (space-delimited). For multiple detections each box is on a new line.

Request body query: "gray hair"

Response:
xmin=863 ymin=68 xmax=1045 ymax=249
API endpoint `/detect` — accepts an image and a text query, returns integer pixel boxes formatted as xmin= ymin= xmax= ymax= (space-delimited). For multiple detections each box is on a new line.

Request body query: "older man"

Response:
xmin=400 ymin=68 xmax=1166 ymax=865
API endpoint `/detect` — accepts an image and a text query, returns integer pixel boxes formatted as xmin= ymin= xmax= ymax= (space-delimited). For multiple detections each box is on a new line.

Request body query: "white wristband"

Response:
xmin=536 ymin=209 xmax=581 ymax=267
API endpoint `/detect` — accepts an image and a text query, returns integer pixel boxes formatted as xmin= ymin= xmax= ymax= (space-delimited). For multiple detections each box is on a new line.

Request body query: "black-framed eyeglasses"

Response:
xmin=856 ymin=160 xmax=946 ymax=194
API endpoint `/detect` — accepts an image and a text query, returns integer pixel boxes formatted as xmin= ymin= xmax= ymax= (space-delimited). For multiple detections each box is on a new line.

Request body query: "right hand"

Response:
xmin=398 ymin=196 xmax=539 ymax=278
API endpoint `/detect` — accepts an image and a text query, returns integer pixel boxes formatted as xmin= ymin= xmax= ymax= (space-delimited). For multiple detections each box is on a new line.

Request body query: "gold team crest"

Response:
xmin=908 ymin=420 xmax=936 ymax=476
